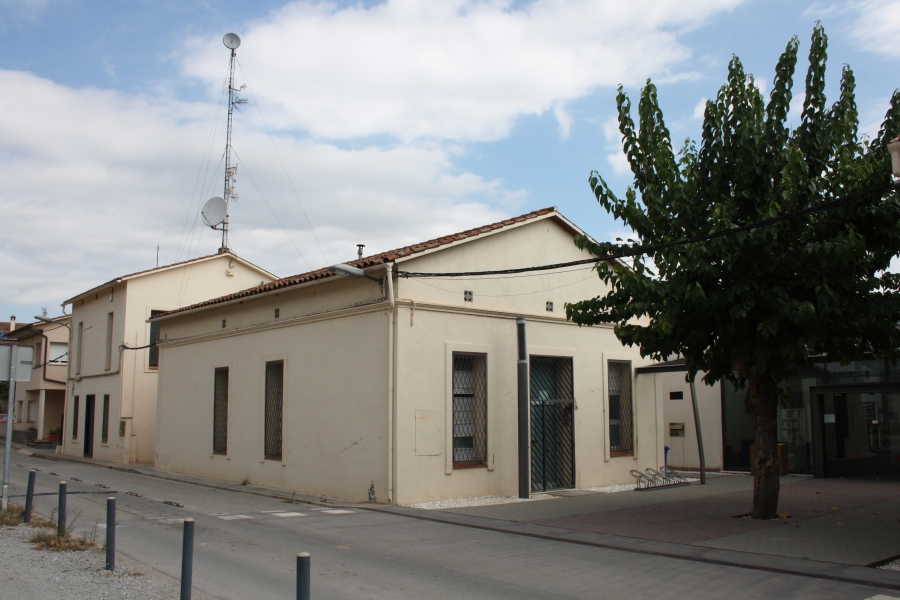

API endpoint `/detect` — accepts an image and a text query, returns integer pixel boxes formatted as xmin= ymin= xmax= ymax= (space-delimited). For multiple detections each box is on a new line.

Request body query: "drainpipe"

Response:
xmin=386 ymin=263 xmax=395 ymax=503
xmin=23 ymin=326 xmax=66 ymax=385
xmin=517 ymin=318 xmax=529 ymax=498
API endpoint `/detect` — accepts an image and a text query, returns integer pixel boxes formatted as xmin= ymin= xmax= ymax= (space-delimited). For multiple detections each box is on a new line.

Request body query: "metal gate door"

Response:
xmin=530 ymin=356 xmax=575 ymax=491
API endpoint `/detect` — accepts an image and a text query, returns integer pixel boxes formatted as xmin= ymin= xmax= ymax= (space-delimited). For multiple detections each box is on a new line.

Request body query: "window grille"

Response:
xmin=76 ymin=322 xmax=83 ymax=374
xmin=72 ymin=396 xmax=79 ymax=439
xmin=264 ymin=361 xmax=284 ymax=459
xmin=148 ymin=311 xmax=163 ymax=368
xmin=213 ymin=367 xmax=229 ymax=454
xmin=608 ymin=360 xmax=634 ymax=454
xmin=101 ymin=394 xmax=110 ymax=443
xmin=105 ymin=312 xmax=114 ymax=371
xmin=452 ymin=353 xmax=487 ymax=464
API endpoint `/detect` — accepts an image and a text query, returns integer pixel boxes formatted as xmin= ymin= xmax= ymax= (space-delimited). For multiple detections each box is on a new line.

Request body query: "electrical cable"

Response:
xmin=231 ymin=147 xmax=313 ymax=271
xmin=398 ymin=181 xmax=898 ymax=278
xmin=236 ymin=58 xmax=329 ymax=266
xmin=410 ymin=273 xmax=599 ymax=297
xmin=175 ymin=66 xmax=230 ymax=262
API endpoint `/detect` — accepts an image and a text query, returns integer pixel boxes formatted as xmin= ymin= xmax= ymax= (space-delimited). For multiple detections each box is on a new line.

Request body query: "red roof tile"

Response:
xmin=153 ymin=207 xmax=557 ymax=320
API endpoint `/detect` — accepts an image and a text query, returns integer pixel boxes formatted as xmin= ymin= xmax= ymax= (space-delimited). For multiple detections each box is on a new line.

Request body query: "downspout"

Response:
xmin=23 ymin=325 xmax=66 ymax=385
xmin=386 ymin=263 xmax=395 ymax=503
xmin=38 ymin=329 xmax=66 ymax=384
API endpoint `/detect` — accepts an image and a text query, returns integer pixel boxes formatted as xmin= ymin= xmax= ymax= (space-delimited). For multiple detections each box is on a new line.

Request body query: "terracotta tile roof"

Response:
xmin=64 ymin=252 xmax=276 ymax=305
xmin=153 ymin=207 xmax=557 ymax=320
xmin=0 ymin=322 xmax=9 ymax=333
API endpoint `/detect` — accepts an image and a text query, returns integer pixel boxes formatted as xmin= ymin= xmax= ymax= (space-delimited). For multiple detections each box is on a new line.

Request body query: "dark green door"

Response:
xmin=530 ymin=356 xmax=575 ymax=491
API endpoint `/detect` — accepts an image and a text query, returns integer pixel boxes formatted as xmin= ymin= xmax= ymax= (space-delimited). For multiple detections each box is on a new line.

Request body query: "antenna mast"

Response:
xmin=220 ymin=33 xmax=245 ymax=253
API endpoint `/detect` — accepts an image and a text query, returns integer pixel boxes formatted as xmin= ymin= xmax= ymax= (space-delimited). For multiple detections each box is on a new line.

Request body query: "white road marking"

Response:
xmin=160 ymin=518 xmax=185 ymax=525
xmin=270 ymin=512 xmax=306 ymax=518
xmin=260 ymin=510 xmax=284 ymax=513
xmin=218 ymin=514 xmax=253 ymax=521
xmin=322 ymin=509 xmax=354 ymax=514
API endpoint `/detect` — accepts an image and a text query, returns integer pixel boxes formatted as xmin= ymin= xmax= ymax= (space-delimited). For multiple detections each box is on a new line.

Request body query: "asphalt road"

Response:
xmin=2 ymin=452 xmax=898 ymax=600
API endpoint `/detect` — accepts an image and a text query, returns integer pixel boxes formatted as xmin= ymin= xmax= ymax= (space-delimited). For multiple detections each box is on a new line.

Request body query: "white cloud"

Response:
xmin=182 ymin=0 xmax=744 ymax=142
xmin=0 ymin=0 xmax=749 ymax=316
xmin=602 ymin=115 xmax=621 ymax=142
xmin=606 ymin=151 xmax=631 ymax=176
xmin=849 ymin=0 xmax=900 ymax=58
xmin=692 ymin=98 xmax=708 ymax=120
xmin=0 ymin=69 xmax=513 ymax=309
xmin=554 ymin=103 xmax=573 ymax=140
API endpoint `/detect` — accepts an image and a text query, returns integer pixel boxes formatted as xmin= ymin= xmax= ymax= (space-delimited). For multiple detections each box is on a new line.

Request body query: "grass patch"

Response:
xmin=0 ymin=503 xmax=25 ymax=527
xmin=27 ymin=508 xmax=99 ymax=552
xmin=30 ymin=528 xmax=98 ymax=552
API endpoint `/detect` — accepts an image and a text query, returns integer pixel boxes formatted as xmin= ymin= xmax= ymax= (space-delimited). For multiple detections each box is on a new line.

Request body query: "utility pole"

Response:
xmin=2 ymin=345 xmax=19 ymax=511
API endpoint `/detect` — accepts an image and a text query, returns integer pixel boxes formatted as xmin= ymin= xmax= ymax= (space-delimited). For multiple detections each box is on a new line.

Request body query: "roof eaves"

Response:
xmin=151 ymin=206 xmax=557 ymax=321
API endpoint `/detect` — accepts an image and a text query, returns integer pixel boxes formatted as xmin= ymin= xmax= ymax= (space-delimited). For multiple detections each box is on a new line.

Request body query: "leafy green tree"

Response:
xmin=567 ymin=25 xmax=900 ymax=518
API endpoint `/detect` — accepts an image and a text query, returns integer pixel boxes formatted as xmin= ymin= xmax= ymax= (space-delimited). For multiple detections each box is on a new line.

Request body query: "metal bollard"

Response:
xmin=57 ymin=481 xmax=67 ymax=538
xmin=297 ymin=552 xmax=310 ymax=600
xmin=180 ymin=518 xmax=194 ymax=600
xmin=24 ymin=470 xmax=36 ymax=523
xmin=106 ymin=497 xmax=116 ymax=571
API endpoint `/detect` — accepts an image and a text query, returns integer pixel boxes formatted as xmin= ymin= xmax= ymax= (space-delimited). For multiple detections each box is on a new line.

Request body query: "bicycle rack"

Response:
xmin=630 ymin=466 xmax=691 ymax=491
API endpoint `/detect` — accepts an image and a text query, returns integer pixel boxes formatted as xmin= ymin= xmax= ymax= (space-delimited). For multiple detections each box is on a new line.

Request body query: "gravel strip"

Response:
xmin=0 ymin=524 xmax=180 ymax=599
xmin=877 ymin=558 xmax=900 ymax=571
xmin=407 ymin=493 xmax=556 ymax=510
xmin=584 ymin=483 xmax=638 ymax=493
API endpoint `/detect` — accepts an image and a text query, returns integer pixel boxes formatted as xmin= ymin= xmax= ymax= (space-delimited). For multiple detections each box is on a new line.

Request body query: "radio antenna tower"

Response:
xmin=211 ymin=33 xmax=247 ymax=253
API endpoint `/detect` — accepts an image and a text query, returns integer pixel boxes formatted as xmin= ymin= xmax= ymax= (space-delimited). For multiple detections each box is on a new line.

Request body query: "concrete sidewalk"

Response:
xmin=12 ymin=443 xmax=357 ymax=507
xmin=369 ymin=474 xmax=900 ymax=591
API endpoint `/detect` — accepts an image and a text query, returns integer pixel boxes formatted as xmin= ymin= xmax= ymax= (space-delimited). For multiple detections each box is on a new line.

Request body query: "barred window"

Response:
xmin=452 ymin=353 xmax=487 ymax=465
xmin=213 ymin=367 xmax=229 ymax=454
xmin=264 ymin=361 xmax=284 ymax=460
xmin=608 ymin=361 xmax=634 ymax=455
xmin=148 ymin=310 xmax=164 ymax=368
xmin=101 ymin=394 xmax=110 ymax=443
xmin=72 ymin=396 xmax=79 ymax=439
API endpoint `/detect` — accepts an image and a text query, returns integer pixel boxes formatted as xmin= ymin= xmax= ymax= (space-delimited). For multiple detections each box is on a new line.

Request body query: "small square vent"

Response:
xmin=464 ymin=290 xmax=473 ymax=302
xmin=546 ymin=301 xmax=554 ymax=312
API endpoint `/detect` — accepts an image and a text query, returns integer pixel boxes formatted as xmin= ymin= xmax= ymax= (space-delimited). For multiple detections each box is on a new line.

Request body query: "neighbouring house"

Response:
xmin=4 ymin=316 xmax=70 ymax=447
xmin=0 ymin=320 xmax=15 ymax=419
xmin=634 ymin=360 xmax=723 ymax=472
xmin=646 ymin=356 xmax=900 ymax=480
xmin=61 ymin=252 xmax=277 ymax=464
xmin=152 ymin=208 xmax=664 ymax=504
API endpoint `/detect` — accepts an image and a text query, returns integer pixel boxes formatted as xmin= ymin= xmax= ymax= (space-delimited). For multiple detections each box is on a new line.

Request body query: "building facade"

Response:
xmin=152 ymin=209 xmax=665 ymax=504
xmin=5 ymin=316 xmax=70 ymax=446
xmin=61 ymin=253 xmax=276 ymax=464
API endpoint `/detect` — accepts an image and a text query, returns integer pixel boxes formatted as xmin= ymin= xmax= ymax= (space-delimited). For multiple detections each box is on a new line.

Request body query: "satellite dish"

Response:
xmin=201 ymin=197 xmax=227 ymax=228
xmin=223 ymin=33 xmax=241 ymax=50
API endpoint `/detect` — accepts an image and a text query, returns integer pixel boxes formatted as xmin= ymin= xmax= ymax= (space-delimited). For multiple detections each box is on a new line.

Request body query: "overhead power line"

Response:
xmin=398 ymin=181 xmax=898 ymax=279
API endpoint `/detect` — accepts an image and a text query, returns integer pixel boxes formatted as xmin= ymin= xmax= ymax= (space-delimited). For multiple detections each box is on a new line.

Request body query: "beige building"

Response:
xmin=635 ymin=360 xmax=723 ymax=472
xmin=152 ymin=208 xmax=667 ymax=504
xmin=61 ymin=253 xmax=276 ymax=464
xmin=4 ymin=316 xmax=70 ymax=446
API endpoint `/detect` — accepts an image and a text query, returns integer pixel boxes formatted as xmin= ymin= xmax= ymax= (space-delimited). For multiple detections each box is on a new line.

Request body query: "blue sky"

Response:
xmin=0 ymin=0 xmax=898 ymax=321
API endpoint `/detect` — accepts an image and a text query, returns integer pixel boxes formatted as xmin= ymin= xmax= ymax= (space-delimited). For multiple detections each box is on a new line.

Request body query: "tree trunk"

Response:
xmin=744 ymin=373 xmax=780 ymax=519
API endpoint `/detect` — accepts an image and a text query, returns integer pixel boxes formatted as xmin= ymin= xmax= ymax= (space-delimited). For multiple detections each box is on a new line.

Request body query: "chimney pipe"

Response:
xmin=357 ymin=244 xmax=365 ymax=261
xmin=9 ymin=316 xmax=16 ymax=331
